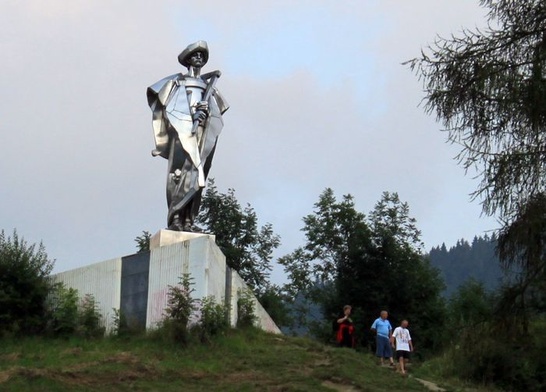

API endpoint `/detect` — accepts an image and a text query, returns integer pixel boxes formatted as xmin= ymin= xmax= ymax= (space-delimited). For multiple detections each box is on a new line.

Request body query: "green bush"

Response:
xmin=237 ymin=289 xmax=257 ymax=328
xmin=77 ymin=294 xmax=105 ymax=338
xmin=46 ymin=284 xmax=79 ymax=337
xmin=0 ymin=229 xmax=55 ymax=336
xmin=444 ymin=321 xmax=546 ymax=390
xmin=436 ymin=281 xmax=546 ymax=390
xmin=257 ymin=285 xmax=292 ymax=328
xmin=159 ymin=274 xmax=196 ymax=344
xmin=111 ymin=308 xmax=133 ymax=337
xmin=195 ymin=296 xmax=229 ymax=342
xmin=46 ymin=285 xmax=104 ymax=338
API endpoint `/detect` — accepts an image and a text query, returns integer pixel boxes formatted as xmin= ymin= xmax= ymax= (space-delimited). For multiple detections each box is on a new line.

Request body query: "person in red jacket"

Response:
xmin=336 ymin=305 xmax=355 ymax=348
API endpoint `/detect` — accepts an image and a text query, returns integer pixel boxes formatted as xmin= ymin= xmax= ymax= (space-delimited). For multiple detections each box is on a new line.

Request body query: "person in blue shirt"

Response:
xmin=370 ymin=310 xmax=394 ymax=366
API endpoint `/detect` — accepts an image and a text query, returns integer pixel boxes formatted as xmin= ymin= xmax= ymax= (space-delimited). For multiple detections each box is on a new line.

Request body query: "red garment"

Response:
xmin=337 ymin=323 xmax=355 ymax=347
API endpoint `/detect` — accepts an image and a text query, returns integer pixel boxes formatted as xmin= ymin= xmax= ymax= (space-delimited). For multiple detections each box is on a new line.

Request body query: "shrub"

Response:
xmin=46 ymin=284 xmax=79 ymax=337
xmin=445 ymin=321 xmax=546 ymax=390
xmin=195 ymin=296 xmax=229 ymax=342
xmin=111 ymin=308 xmax=131 ymax=337
xmin=160 ymin=274 xmax=196 ymax=344
xmin=438 ymin=281 xmax=546 ymax=390
xmin=0 ymin=229 xmax=55 ymax=336
xmin=256 ymin=285 xmax=291 ymax=328
xmin=237 ymin=289 xmax=257 ymax=328
xmin=46 ymin=285 xmax=104 ymax=338
xmin=77 ymin=294 xmax=105 ymax=338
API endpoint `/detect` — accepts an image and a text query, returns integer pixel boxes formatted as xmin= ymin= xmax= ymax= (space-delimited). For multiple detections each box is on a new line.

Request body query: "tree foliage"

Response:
xmin=135 ymin=231 xmax=151 ymax=253
xmin=439 ymin=278 xmax=546 ymax=390
xmin=256 ymin=285 xmax=292 ymax=328
xmin=0 ymin=229 xmax=55 ymax=336
xmin=407 ymin=0 xmax=546 ymax=222
xmin=429 ymin=234 xmax=503 ymax=297
xmin=280 ymin=188 xmax=370 ymax=296
xmin=280 ymin=189 xmax=445 ymax=352
xmin=409 ymin=3 xmax=546 ymax=385
xmin=409 ymin=0 xmax=546 ymax=329
xmin=496 ymin=193 xmax=546 ymax=331
xmin=369 ymin=192 xmax=424 ymax=253
xmin=196 ymin=179 xmax=280 ymax=294
xmin=447 ymin=279 xmax=493 ymax=331
xmin=498 ymin=193 xmax=546 ymax=280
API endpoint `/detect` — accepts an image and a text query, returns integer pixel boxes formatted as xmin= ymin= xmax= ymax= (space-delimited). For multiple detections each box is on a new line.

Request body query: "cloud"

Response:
xmin=1 ymin=1 xmax=497 ymax=282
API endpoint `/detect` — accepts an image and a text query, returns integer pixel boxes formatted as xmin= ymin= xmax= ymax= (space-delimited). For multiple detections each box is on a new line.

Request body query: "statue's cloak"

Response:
xmin=146 ymin=72 xmax=229 ymax=226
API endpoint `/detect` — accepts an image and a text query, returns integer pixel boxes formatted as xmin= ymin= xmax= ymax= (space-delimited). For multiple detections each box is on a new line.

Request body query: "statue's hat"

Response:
xmin=178 ymin=41 xmax=209 ymax=67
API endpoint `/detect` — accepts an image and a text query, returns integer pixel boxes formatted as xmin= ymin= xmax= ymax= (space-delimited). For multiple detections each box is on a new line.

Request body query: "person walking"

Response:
xmin=370 ymin=310 xmax=394 ymax=366
xmin=392 ymin=319 xmax=413 ymax=375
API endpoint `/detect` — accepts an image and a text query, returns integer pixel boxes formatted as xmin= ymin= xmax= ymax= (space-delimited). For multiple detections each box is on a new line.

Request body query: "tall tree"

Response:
xmin=280 ymin=189 xmax=445 ymax=351
xmin=196 ymin=179 xmax=280 ymax=294
xmin=367 ymin=192 xmax=445 ymax=352
xmin=496 ymin=193 xmax=546 ymax=332
xmin=407 ymin=0 xmax=546 ymax=223
xmin=408 ymin=0 xmax=546 ymax=332
xmin=406 ymin=7 xmax=546 ymax=387
xmin=280 ymin=188 xmax=371 ymax=296
xmin=369 ymin=192 xmax=424 ymax=253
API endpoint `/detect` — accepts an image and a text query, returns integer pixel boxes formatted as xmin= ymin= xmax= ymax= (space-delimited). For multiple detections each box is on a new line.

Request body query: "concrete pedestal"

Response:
xmin=52 ymin=230 xmax=281 ymax=335
xmin=149 ymin=230 xmax=215 ymax=249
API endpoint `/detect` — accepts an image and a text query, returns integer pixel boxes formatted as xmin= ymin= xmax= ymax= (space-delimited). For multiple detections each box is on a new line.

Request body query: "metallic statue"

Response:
xmin=147 ymin=41 xmax=229 ymax=231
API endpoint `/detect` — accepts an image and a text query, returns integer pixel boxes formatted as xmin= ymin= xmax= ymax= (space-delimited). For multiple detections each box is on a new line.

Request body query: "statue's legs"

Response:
xmin=166 ymin=138 xmax=201 ymax=231
xmin=165 ymin=128 xmax=219 ymax=232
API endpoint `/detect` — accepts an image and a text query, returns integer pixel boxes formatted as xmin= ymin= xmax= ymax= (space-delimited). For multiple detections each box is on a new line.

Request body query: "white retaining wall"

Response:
xmin=51 ymin=257 xmax=122 ymax=333
xmin=53 ymin=231 xmax=281 ymax=335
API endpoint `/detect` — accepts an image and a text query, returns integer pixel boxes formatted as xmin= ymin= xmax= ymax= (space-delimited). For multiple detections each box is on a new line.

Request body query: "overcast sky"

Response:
xmin=1 ymin=0 xmax=497 ymax=283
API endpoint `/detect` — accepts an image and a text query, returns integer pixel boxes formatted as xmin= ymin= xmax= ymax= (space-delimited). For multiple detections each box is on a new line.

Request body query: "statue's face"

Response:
xmin=188 ymin=51 xmax=206 ymax=68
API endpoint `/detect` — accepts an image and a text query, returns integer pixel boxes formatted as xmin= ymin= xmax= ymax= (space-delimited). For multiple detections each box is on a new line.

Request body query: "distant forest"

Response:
xmin=428 ymin=235 xmax=506 ymax=297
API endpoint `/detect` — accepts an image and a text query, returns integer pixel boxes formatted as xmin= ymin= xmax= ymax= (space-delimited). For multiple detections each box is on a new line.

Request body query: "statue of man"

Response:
xmin=146 ymin=41 xmax=229 ymax=231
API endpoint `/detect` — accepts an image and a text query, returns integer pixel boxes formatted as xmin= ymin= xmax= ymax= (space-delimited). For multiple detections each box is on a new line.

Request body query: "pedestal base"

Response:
xmin=52 ymin=230 xmax=281 ymax=335
xmin=150 ymin=230 xmax=216 ymax=249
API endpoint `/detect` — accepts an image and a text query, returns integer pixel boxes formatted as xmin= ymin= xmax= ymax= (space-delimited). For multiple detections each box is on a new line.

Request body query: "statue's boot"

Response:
xmin=168 ymin=215 xmax=185 ymax=231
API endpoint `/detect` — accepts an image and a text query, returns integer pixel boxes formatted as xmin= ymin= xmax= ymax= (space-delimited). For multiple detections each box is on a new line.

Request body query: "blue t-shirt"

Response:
xmin=371 ymin=317 xmax=392 ymax=338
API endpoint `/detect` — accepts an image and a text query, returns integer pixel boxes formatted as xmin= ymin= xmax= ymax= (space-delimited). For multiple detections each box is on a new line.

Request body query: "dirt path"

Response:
xmin=413 ymin=377 xmax=447 ymax=391
xmin=321 ymin=380 xmax=360 ymax=391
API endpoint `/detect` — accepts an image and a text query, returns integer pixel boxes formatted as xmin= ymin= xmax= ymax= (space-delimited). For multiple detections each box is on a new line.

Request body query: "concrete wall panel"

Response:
xmin=54 ymin=232 xmax=280 ymax=335
xmin=146 ymin=242 xmax=191 ymax=329
xmin=120 ymin=252 xmax=150 ymax=330
xmin=231 ymin=272 xmax=281 ymax=334
xmin=52 ymin=257 xmax=122 ymax=333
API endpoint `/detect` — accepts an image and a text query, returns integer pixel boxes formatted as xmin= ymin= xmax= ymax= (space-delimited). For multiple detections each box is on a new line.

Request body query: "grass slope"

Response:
xmin=0 ymin=328 xmax=438 ymax=391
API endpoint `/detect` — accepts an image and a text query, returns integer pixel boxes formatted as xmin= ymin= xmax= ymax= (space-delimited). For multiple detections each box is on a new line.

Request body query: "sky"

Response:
xmin=1 ymin=0 xmax=498 ymax=283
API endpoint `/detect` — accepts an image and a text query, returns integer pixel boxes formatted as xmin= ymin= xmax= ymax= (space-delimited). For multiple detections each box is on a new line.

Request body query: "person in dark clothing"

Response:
xmin=336 ymin=305 xmax=355 ymax=348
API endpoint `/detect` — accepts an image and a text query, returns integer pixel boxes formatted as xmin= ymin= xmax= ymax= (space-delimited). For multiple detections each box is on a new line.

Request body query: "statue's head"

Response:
xmin=178 ymin=41 xmax=209 ymax=69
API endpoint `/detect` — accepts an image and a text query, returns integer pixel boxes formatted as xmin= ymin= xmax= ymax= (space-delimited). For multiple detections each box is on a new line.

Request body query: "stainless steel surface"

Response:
xmin=147 ymin=41 xmax=229 ymax=231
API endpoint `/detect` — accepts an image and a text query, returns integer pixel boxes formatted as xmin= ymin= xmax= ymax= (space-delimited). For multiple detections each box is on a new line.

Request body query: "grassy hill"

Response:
xmin=0 ymin=328 xmax=489 ymax=391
